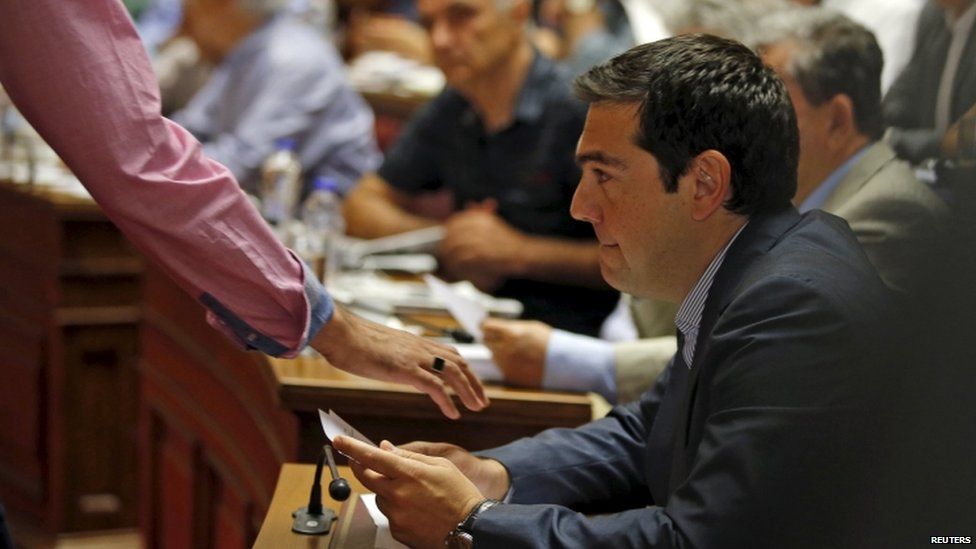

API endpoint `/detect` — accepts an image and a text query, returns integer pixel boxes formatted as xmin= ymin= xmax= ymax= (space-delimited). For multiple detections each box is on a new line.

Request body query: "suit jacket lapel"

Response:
xmin=663 ymin=207 xmax=803 ymax=496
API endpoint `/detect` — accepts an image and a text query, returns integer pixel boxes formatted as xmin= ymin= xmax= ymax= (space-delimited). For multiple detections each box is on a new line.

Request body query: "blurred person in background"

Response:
xmin=339 ymin=0 xmax=435 ymax=62
xmin=788 ymin=0 xmax=926 ymax=92
xmin=757 ymin=7 xmax=946 ymax=296
xmin=532 ymin=0 xmax=669 ymax=76
xmin=343 ymin=0 xmax=618 ymax=336
xmin=172 ymin=0 xmax=381 ymax=196
xmin=882 ymin=0 xmax=976 ymax=164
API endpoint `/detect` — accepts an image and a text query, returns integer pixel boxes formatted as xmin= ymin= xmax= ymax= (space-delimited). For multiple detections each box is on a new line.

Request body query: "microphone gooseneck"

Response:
xmin=291 ymin=444 xmax=350 ymax=535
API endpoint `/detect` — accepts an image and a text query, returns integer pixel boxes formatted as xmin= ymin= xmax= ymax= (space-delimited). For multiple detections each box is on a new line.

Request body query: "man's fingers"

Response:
xmin=381 ymin=440 xmax=445 ymax=467
xmin=408 ymin=368 xmax=461 ymax=419
xmin=439 ymin=358 xmax=488 ymax=411
xmin=398 ymin=440 xmax=443 ymax=455
xmin=424 ymin=343 xmax=489 ymax=409
xmin=461 ymin=363 xmax=489 ymax=407
xmin=348 ymin=459 xmax=393 ymax=493
xmin=333 ymin=436 xmax=415 ymax=479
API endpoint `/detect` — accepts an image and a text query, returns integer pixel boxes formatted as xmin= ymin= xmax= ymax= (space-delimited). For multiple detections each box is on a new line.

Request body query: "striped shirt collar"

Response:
xmin=675 ymin=222 xmax=749 ymax=367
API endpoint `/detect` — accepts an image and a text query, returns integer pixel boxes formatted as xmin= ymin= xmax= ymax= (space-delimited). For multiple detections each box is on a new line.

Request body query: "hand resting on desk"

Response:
xmin=481 ymin=318 xmax=552 ymax=388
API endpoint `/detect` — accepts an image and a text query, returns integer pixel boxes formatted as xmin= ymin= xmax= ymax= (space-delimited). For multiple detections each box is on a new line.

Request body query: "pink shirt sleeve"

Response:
xmin=0 ymin=0 xmax=333 ymax=357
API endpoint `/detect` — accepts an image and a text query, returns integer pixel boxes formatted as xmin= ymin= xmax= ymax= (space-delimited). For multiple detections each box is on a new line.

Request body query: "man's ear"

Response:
xmin=689 ymin=150 xmax=732 ymax=222
xmin=826 ymin=94 xmax=857 ymax=146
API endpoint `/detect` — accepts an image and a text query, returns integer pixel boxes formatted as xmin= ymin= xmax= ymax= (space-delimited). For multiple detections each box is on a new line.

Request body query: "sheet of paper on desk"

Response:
xmin=423 ymin=274 xmax=486 ymax=342
xmin=454 ymin=343 xmax=504 ymax=382
xmin=319 ymin=409 xmax=376 ymax=447
xmin=361 ymin=494 xmax=409 ymax=549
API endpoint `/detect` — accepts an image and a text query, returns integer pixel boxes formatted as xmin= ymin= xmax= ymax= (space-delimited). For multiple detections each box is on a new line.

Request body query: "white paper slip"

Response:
xmin=454 ymin=343 xmax=504 ymax=383
xmin=361 ymin=494 xmax=410 ymax=549
xmin=423 ymin=274 xmax=487 ymax=342
xmin=319 ymin=409 xmax=376 ymax=447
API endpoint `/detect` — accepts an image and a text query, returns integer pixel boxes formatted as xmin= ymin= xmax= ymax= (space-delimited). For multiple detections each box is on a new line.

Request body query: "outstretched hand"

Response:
xmin=311 ymin=307 xmax=489 ymax=419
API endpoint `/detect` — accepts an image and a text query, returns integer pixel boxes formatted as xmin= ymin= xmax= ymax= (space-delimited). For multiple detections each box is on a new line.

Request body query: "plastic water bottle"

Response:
xmin=260 ymin=137 xmax=302 ymax=231
xmin=301 ymin=176 xmax=345 ymax=284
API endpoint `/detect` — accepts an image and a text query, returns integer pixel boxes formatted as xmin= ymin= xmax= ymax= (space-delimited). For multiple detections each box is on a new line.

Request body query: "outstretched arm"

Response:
xmin=0 ymin=0 xmax=487 ymax=417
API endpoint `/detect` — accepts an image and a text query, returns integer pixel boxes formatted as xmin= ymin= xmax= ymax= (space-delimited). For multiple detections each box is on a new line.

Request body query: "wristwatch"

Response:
xmin=444 ymin=498 xmax=500 ymax=548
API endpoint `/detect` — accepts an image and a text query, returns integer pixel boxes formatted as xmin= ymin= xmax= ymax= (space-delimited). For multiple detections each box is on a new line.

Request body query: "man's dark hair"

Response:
xmin=574 ymin=34 xmax=798 ymax=217
xmin=755 ymin=7 xmax=884 ymax=140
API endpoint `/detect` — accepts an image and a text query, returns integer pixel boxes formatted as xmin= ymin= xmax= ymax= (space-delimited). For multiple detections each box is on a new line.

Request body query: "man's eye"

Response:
xmin=593 ymin=168 xmax=611 ymax=183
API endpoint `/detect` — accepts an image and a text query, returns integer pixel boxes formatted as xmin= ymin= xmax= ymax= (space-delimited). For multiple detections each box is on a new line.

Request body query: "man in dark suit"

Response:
xmin=335 ymin=35 xmax=901 ymax=548
xmin=883 ymin=0 xmax=976 ymax=164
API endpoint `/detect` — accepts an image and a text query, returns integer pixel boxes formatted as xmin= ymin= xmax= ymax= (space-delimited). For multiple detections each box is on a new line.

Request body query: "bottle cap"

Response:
xmin=312 ymin=176 xmax=340 ymax=193
xmin=275 ymin=137 xmax=297 ymax=151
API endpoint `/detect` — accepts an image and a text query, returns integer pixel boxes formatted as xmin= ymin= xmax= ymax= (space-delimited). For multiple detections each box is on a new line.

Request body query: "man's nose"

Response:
xmin=570 ymin=179 xmax=600 ymax=224
xmin=429 ymin=19 xmax=452 ymax=51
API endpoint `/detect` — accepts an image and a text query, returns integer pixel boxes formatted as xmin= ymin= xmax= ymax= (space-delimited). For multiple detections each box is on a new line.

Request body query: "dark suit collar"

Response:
xmin=664 ymin=206 xmax=801 ymax=496
xmin=690 ymin=206 xmax=802 ymax=371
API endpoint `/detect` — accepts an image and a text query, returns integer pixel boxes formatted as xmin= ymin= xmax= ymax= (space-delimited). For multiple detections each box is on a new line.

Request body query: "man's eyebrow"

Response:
xmin=575 ymin=151 xmax=627 ymax=168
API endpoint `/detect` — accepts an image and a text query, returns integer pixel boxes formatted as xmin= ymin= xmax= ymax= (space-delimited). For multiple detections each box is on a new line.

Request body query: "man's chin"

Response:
xmin=599 ymin=264 xmax=629 ymax=293
xmin=441 ymin=66 xmax=472 ymax=89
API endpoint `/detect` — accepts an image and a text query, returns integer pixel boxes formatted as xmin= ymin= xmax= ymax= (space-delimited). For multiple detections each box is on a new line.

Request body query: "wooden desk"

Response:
xmin=360 ymin=90 xmax=430 ymax=121
xmin=0 ymin=181 xmax=142 ymax=539
xmin=254 ymin=463 xmax=367 ymax=548
xmin=271 ymin=355 xmax=600 ymax=460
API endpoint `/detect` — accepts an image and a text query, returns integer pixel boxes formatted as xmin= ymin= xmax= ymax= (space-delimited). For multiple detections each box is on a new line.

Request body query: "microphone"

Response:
xmin=292 ymin=444 xmax=351 ymax=535
xmin=324 ymin=444 xmax=351 ymax=502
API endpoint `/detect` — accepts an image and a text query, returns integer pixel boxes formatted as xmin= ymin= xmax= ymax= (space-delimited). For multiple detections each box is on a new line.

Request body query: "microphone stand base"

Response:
xmin=291 ymin=506 xmax=337 ymax=535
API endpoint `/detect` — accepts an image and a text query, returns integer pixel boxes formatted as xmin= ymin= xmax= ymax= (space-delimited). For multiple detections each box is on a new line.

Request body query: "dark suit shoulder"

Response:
xmin=702 ymin=212 xmax=895 ymax=410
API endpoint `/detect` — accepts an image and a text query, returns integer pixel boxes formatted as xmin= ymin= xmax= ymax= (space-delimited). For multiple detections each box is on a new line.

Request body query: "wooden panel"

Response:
xmin=0 ymin=181 xmax=143 ymax=540
xmin=0 ymin=325 xmax=46 ymax=504
xmin=60 ymin=324 xmax=140 ymax=532
xmin=158 ymin=423 xmax=194 ymax=549
xmin=139 ymin=265 xmax=301 ymax=549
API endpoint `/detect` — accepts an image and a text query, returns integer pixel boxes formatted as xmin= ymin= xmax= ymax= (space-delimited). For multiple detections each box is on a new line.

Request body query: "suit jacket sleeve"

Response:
xmin=471 ymin=271 xmax=886 ymax=548
xmin=478 ymin=365 xmax=671 ymax=509
xmin=612 ymin=337 xmax=676 ymax=404
xmin=836 ymin=186 xmax=946 ymax=294
xmin=612 ymin=297 xmax=679 ymax=403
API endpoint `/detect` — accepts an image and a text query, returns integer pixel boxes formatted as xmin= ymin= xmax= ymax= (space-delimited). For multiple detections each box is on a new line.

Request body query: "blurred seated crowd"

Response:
xmin=124 ymin=0 xmax=974 ymax=404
